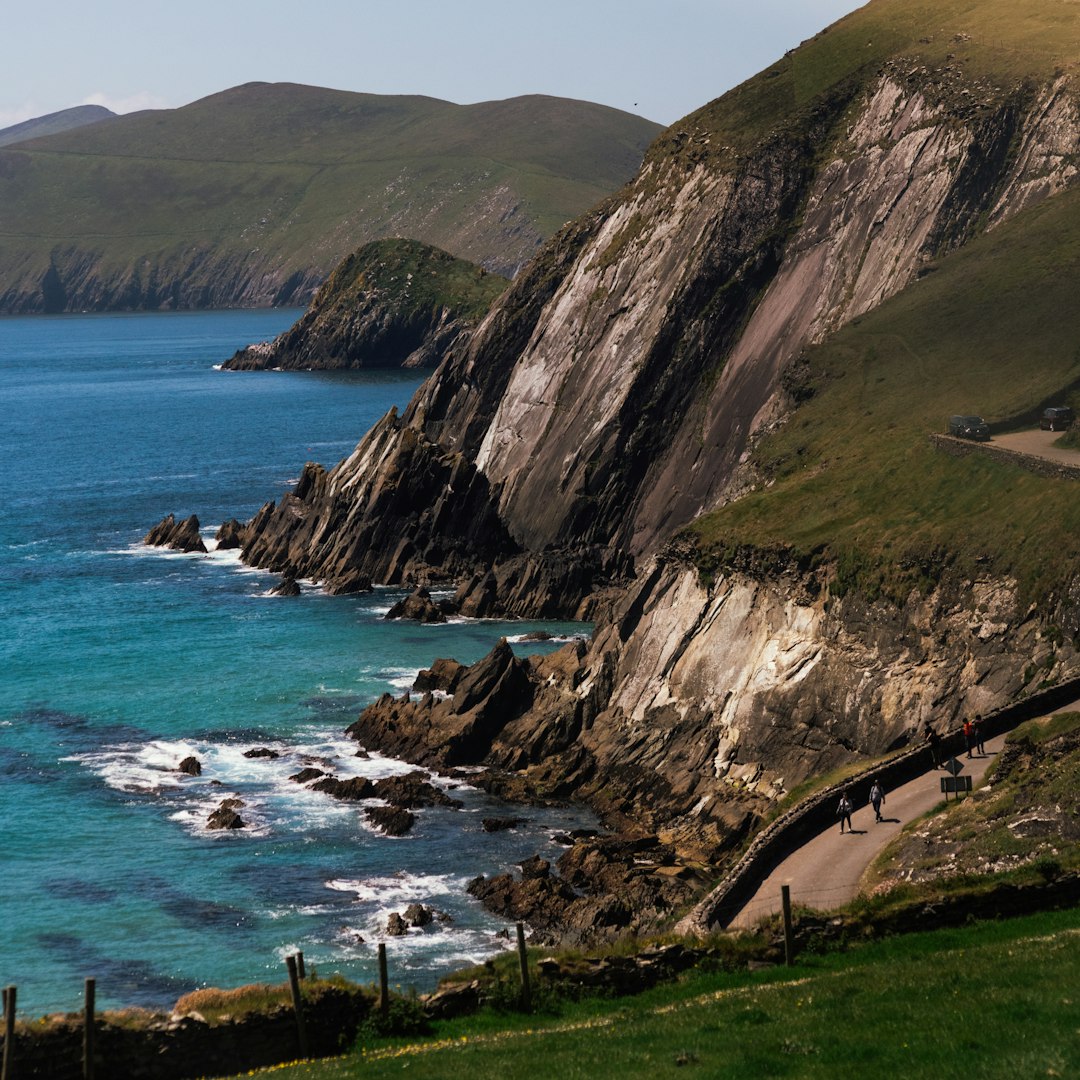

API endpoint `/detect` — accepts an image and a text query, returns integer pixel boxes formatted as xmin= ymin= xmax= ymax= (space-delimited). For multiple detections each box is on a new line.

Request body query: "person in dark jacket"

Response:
xmin=925 ymin=725 xmax=942 ymax=768
xmin=869 ymin=779 xmax=885 ymax=822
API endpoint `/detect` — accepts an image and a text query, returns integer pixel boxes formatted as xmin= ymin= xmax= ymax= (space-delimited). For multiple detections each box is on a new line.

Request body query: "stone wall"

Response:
xmin=0 ymin=985 xmax=371 ymax=1080
xmin=930 ymin=433 xmax=1080 ymax=481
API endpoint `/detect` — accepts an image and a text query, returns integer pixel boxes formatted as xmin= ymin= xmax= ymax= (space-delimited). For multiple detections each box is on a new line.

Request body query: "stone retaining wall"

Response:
xmin=930 ymin=432 xmax=1080 ymax=480
xmin=0 ymin=985 xmax=371 ymax=1080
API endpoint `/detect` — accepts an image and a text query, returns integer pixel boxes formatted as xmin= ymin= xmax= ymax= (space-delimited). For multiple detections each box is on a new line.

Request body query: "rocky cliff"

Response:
xmin=212 ymin=3 xmax=1080 ymax=883
xmin=223 ymin=239 xmax=508 ymax=371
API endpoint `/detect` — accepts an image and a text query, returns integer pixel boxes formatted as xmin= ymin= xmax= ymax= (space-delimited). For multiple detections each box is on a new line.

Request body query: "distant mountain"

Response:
xmin=0 ymin=82 xmax=661 ymax=314
xmin=223 ymin=238 xmax=508 ymax=371
xmin=0 ymin=105 xmax=115 ymax=148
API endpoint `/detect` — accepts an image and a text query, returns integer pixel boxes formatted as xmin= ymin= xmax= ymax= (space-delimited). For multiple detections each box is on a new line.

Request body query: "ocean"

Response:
xmin=0 ymin=310 xmax=593 ymax=1018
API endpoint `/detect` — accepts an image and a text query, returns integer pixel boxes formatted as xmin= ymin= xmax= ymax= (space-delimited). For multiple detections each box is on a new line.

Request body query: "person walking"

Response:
xmin=837 ymin=789 xmax=853 ymax=833
xmin=925 ymin=725 xmax=942 ymax=768
xmin=869 ymin=779 xmax=885 ymax=822
xmin=963 ymin=717 xmax=975 ymax=758
xmin=973 ymin=714 xmax=986 ymax=755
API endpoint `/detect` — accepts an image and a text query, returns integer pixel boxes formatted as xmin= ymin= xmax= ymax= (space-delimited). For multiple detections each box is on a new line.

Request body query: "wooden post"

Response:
xmin=377 ymin=943 xmax=389 ymax=1021
xmin=83 ymin=977 xmax=96 ymax=1080
xmin=2 ymin=984 xmax=15 ymax=1080
xmin=516 ymin=922 xmax=532 ymax=1012
xmin=296 ymin=951 xmax=306 ymax=980
xmin=285 ymin=955 xmax=308 ymax=1060
xmin=781 ymin=885 xmax=795 ymax=967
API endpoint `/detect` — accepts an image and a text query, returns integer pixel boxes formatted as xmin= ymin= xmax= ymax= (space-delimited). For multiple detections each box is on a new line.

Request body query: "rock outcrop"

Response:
xmin=223 ymin=240 xmax=507 ymax=372
xmin=145 ymin=514 xmax=207 ymax=554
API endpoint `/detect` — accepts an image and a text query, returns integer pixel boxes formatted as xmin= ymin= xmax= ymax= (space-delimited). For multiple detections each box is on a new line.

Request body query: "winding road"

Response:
xmin=726 ymin=734 xmax=1008 ymax=927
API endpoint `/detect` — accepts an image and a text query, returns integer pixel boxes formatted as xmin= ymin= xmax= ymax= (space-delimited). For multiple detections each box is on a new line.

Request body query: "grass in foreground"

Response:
xmin=224 ymin=907 xmax=1080 ymax=1080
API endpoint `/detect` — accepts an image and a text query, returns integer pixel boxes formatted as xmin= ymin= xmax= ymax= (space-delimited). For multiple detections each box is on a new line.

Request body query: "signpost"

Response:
xmin=939 ymin=758 xmax=971 ymax=800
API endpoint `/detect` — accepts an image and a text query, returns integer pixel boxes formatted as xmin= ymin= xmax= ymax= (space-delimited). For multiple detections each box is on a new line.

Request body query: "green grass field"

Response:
xmin=219 ymin=907 xmax=1080 ymax=1079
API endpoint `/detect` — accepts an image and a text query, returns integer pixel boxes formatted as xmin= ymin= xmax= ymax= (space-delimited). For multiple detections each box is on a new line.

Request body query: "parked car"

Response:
xmin=1040 ymin=406 xmax=1074 ymax=431
xmin=948 ymin=415 xmax=990 ymax=440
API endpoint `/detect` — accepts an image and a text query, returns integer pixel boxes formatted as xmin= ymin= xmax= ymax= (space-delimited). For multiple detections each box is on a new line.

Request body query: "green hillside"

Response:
xmin=0 ymin=104 xmax=114 ymax=148
xmin=688 ymin=175 xmax=1080 ymax=608
xmin=0 ymin=82 xmax=661 ymax=312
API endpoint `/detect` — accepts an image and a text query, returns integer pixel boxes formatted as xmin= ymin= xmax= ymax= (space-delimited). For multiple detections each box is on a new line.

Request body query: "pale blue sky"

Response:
xmin=5 ymin=1 xmax=863 ymax=129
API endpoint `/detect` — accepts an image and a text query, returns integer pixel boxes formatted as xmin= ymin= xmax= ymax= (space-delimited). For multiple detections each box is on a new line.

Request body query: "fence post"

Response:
xmin=781 ymin=885 xmax=795 ymax=967
xmin=516 ymin=922 xmax=532 ymax=1012
xmin=285 ymin=955 xmax=308 ymax=1060
xmin=83 ymin=977 xmax=96 ymax=1080
xmin=296 ymin=951 xmax=306 ymax=980
xmin=377 ymin=943 xmax=389 ymax=1021
xmin=2 ymin=984 xmax=15 ymax=1080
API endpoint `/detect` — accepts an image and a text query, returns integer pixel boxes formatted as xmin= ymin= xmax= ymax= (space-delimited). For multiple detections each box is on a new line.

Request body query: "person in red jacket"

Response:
xmin=963 ymin=717 xmax=975 ymax=758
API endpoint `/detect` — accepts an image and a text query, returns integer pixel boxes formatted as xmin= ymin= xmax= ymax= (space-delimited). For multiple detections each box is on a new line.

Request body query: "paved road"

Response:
xmin=991 ymin=428 xmax=1080 ymax=466
xmin=727 ymin=734 xmax=1008 ymax=927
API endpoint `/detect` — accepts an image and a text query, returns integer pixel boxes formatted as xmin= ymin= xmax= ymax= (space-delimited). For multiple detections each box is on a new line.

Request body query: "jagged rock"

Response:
xmin=371 ymin=771 xmax=462 ymax=809
xmin=178 ymin=756 xmax=202 ymax=776
xmin=366 ymin=805 xmax=416 ymax=835
xmin=289 ymin=767 xmax=326 ymax=784
xmin=385 ymin=912 xmax=409 ymax=936
xmin=311 ymin=775 xmax=376 ymax=801
xmin=270 ymin=576 xmax=301 ymax=597
xmin=243 ymin=747 xmax=280 ymax=759
xmin=413 ymin=658 xmax=465 ymax=694
xmin=324 ymin=571 xmax=373 ymax=595
xmin=144 ymin=514 xmax=207 ymax=554
xmin=385 ymin=587 xmax=449 ymax=623
xmin=403 ymin=903 xmax=435 ymax=927
xmin=519 ymin=855 xmax=551 ymax=879
xmin=214 ymin=518 xmax=247 ymax=550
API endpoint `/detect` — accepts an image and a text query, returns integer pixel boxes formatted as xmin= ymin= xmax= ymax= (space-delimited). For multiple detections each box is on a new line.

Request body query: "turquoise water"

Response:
xmin=0 ymin=311 xmax=592 ymax=1017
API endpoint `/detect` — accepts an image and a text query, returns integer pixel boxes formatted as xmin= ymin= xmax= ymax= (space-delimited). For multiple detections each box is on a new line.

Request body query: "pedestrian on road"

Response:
xmin=869 ymin=779 xmax=885 ymax=822
xmin=963 ymin=717 xmax=975 ymax=758
xmin=925 ymin=725 xmax=942 ymax=768
xmin=837 ymin=789 xmax=853 ymax=833
xmin=973 ymin=714 xmax=985 ymax=755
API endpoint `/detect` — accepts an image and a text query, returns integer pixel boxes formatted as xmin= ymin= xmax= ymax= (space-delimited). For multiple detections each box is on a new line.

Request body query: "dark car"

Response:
xmin=948 ymin=415 xmax=990 ymax=440
xmin=1040 ymin=406 xmax=1074 ymax=431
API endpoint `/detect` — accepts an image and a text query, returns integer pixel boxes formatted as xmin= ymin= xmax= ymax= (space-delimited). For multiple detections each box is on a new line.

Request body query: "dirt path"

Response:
xmin=990 ymin=428 xmax=1080 ymax=466
xmin=728 ymin=734 xmax=1007 ymax=927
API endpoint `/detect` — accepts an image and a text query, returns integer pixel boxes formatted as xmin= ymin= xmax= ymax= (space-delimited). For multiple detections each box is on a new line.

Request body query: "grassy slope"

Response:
xmin=221 ymin=908 xmax=1080 ymax=1079
xmin=651 ymin=0 xmax=1080 ymax=164
xmin=0 ymin=83 xmax=661 ymax=279
xmin=688 ymin=176 xmax=1080 ymax=606
xmin=319 ymin=238 xmax=509 ymax=323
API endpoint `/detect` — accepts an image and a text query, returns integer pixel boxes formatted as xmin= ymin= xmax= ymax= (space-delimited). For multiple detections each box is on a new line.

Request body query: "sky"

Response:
xmin=4 ymin=1 xmax=864 ymax=131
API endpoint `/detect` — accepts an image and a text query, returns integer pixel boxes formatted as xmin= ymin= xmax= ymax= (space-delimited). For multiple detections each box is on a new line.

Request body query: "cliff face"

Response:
xmin=242 ymin=65 xmax=1080 ymax=594
xmin=233 ymin=37 xmax=1080 ymax=849
xmin=222 ymin=239 xmax=508 ymax=371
